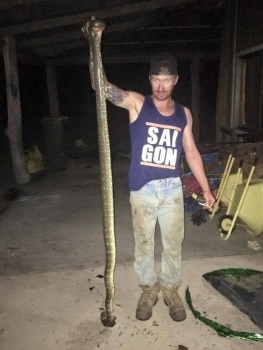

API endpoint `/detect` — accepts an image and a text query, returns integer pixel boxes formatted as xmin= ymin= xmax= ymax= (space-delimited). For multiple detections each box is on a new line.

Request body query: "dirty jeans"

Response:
xmin=129 ymin=177 xmax=184 ymax=288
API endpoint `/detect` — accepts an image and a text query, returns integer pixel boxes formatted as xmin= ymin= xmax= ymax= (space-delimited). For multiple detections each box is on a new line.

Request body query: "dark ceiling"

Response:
xmin=0 ymin=0 xmax=226 ymax=65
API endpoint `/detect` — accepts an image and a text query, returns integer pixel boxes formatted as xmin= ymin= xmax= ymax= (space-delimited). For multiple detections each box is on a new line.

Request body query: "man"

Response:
xmin=83 ymin=17 xmax=215 ymax=322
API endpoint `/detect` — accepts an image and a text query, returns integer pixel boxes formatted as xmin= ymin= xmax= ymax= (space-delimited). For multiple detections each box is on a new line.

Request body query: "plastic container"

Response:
xmin=192 ymin=193 xmax=206 ymax=206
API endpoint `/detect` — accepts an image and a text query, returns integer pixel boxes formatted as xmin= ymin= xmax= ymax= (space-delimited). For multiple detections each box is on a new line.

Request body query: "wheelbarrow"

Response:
xmin=210 ymin=155 xmax=263 ymax=240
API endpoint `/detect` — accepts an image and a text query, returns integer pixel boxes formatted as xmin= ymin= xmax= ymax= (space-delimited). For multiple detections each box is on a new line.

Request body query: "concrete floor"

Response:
xmin=0 ymin=157 xmax=263 ymax=350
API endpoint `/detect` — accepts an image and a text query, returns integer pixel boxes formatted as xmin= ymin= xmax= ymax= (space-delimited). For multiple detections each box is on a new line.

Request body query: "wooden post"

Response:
xmin=3 ymin=35 xmax=30 ymax=185
xmin=46 ymin=62 xmax=59 ymax=117
xmin=215 ymin=0 xmax=237 ymax=143
xmin=191 ymin=53 xmax=200 ymax=142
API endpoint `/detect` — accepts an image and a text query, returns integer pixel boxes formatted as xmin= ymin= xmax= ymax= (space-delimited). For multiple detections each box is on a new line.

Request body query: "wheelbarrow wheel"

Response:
xmin=217 ymin=215 xmax=236 ymax=235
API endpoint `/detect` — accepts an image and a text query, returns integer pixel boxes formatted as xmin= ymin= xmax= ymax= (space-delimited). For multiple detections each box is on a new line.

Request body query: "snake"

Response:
xmin=82 ymin=18 xmax=116 ymax=327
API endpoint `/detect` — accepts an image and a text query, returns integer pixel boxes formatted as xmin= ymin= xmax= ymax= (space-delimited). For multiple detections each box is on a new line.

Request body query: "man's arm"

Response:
xmin=82 ymin=17 xmax=143 ymax=119
xmin=182 ymin=107 xmax=215 ymax=207
xmin=88 ymin=44 xmax=129 ymax=106
xmin=90 ymin=49 xmax=143 ymax=117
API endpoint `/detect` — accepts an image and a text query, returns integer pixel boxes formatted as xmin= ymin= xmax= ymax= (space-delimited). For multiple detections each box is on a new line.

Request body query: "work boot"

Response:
xmin=161 ymin=285 xmax=186 ymax=321
xmin=136 ymin=284 xmax=159 ymax=321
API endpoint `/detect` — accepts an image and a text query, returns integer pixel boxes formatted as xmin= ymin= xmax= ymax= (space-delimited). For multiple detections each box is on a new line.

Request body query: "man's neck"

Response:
xmin=152 ymin=96 xmax=175 ymax=116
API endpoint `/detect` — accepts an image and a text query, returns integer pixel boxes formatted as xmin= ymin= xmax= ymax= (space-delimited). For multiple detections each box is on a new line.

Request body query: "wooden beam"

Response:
xmin=29 ymin=37 xmax=219 ymax=57
xmin=0 ymin=0 xmax=197 ymax=35
xmin=3 ymin=35 xmax=30 ymax=185
xmin=46 ymin=63 xmax=60 ymax=117
xmin=191 ymin=53 xmax=201 ymax=141
xmin=19 ymin=18 xmax=147 ymax=48
xmin=215 ymin=0 xmax=235 ymax=142
xmin=0 ymin=0 xmax=51 ymax=10
xmin=50 ymin=51 xmax=219 ymax=66
xmin=19 ymin=21 xmax=220 ymax=49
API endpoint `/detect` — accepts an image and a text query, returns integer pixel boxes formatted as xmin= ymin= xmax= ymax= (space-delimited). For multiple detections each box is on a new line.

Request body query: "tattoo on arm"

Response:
xmin=89 ymin=48 xmax=128 ymax=106
xmin=105 ymin=83 xmax=128 ymax=106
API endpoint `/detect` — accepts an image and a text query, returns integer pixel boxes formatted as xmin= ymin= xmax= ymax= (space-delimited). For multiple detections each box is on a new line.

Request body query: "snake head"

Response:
xmin=82 ymin=16 xmax=106 ymax=39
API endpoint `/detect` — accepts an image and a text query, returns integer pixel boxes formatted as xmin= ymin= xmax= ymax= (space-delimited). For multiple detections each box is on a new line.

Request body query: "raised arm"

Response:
xmin=82 ymin=17 xmax=143 ymax=121
xmin=182 ymin=107 xmax=215 ymax=208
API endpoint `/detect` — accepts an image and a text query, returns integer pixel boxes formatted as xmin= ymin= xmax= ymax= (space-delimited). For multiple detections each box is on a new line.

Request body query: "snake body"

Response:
xmin=82 ymin=20 xmax=116 ymax=327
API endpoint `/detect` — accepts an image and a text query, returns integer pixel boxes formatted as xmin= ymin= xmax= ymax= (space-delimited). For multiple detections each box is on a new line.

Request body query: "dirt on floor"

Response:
xmin=0 ymin=155 xmax=263 ymax=350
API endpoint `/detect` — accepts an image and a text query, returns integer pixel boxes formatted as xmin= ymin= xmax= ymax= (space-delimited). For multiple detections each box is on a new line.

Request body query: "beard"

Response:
xmin=153 ymin=90 xmax=170 ymax=100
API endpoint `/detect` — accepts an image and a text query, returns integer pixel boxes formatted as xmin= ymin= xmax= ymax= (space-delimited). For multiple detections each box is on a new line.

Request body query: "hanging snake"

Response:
xmin=82 ymin=18 xmax=116 ymax=327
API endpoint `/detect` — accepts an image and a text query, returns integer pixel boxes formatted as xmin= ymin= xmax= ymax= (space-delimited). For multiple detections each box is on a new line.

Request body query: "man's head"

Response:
xmin=149 ymin=52 xmax=178 ymax=76
xmin=149 ymin=52 xmax=179 ymax=101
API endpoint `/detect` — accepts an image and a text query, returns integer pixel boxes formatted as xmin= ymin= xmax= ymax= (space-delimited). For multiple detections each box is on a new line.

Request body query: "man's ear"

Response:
xmin=174 ymin=75 xmax=179 ymax=85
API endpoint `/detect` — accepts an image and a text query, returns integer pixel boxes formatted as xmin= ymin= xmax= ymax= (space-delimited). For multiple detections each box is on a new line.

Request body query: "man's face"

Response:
xmin=149 ymin=74 xmax=178 ymax=100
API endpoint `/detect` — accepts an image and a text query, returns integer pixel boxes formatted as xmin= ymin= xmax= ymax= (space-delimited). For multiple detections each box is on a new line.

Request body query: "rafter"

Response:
xmin=0 ymin=0 xmax=196 ymax=36
xmin=0 ymin=0 xmax=52 ymax=11
xmin=19 ymin=18 xmax=147 ymax=48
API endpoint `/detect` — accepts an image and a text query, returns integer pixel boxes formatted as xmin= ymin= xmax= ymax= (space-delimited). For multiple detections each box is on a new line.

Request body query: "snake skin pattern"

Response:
xmin=82 ymin=19 xmax=116 ymax=327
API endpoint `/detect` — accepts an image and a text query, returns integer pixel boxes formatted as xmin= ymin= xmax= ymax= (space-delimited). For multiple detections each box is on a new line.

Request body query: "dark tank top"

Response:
xmin=128 ymin=95 xmax=187 ymax=191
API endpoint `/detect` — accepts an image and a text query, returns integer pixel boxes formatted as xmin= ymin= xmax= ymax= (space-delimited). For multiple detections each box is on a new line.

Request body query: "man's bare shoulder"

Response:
xmin=127 ymin=91 xmax=145 ymax=110
xmin=182 ymin=105 xmax=193 ymax=123
xmin=127 ymin=91 xmax=145 ymax=123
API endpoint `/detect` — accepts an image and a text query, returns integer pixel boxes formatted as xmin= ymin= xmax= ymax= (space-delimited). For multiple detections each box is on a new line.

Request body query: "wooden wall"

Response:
xmin=237 ymin=0 xmax=263 ymax=53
